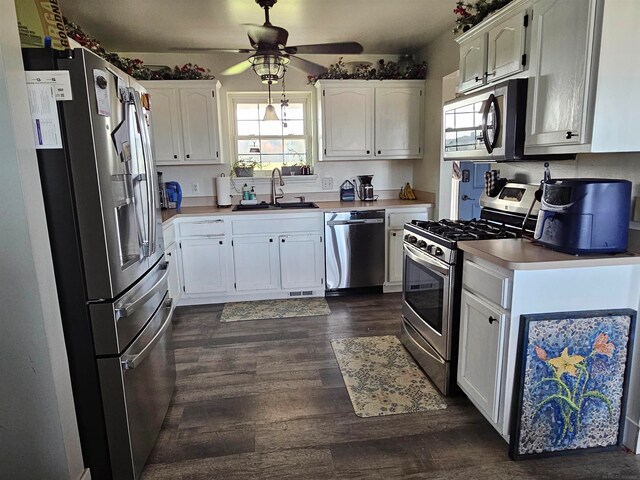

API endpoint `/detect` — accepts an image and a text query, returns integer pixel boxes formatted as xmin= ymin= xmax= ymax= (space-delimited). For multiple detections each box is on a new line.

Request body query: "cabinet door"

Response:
xmin=179 ymin=88 xmax=220 ymax=162
xmin=233 ymin=236 xmax=280 ymax=291
xmin=525 ymin=0 xmax=595 ymax=147
xmin=180 ymin=238 xmax=227 ymax=294
xmin=457 ymin=289 xmax=506 ymax=424
xmin=387 ymin=229 xmax=404 ymax=284
xmin=279 ymin=234 xmax=323 ymax=289
xmin=165 ymin=241 xmax=182 ymax=303
xmin=486 ymin=8 xmax=527 ymax=82
xmin=374 ymin=87 xmax=423 ymax=159
xmin=322 ymin=87 xmax=374 ymax=158
xmin=147 ymin=88 xmax=182 ymax=163
xmin=459 ymin=34 xmax=488 ymax=92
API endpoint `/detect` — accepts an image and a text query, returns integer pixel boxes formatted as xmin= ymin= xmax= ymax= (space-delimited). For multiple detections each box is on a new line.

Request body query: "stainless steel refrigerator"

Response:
xmin=23 ymin=48 xmax=175 ymax=480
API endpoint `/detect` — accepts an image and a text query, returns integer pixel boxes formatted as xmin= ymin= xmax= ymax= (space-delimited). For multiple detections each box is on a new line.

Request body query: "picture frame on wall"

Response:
xmin=509 ymin=309 xmax=637 ymax=460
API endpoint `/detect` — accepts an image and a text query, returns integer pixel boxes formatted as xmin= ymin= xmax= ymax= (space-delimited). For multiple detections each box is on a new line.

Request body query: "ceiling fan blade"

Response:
xmin=285 ymin=42 xmax=363 ymax=55
xmin=244 ymin=23 xmax=289 ymax=48
xmin=220 ymin=60 xmax=253 ymax=76
xmin=168 ymin=47 xmax=253 ymax=53
xmin=287 ymin=55 xmax=328 ymax=77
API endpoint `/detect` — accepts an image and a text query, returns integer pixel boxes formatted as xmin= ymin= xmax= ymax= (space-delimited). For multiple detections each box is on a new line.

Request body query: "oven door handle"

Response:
xmin=404 ymin=244 xmax=450 ymax=277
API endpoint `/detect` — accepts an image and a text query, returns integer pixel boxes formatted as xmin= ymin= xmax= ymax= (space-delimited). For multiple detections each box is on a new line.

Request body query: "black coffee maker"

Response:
xmin=157 ymin=171 xmax=169 ymax=210
xmin=357 ymin=175 xmax=375 ymax=201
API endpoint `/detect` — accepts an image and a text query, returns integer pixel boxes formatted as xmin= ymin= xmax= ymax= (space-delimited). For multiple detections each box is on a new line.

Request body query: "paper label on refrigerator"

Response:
xmin=25 ymin=70 xmax=72 ymax=101
xmin=26 ymin=83 xmax=62 ymax=149
xmin=93 ymin=69 xmax=111 ymax=116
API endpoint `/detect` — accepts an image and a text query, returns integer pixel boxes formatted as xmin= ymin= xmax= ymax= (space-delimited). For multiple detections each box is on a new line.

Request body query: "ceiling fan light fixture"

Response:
xmin=250 ymin=54 xmax=289 ymax=83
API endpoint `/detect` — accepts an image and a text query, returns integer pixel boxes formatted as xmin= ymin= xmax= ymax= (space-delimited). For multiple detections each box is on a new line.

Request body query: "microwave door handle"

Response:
xmin=482 ymin=93 xmax=501 ymax=154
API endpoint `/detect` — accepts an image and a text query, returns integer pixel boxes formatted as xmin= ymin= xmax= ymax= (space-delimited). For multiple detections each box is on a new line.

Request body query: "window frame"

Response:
xmin=227 ymin=91 xmax=314 ymax=171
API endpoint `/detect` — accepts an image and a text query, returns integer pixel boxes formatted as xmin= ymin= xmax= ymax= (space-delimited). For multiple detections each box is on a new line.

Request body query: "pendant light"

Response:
xmin=263 ymin=80 xmax=279 ymax=121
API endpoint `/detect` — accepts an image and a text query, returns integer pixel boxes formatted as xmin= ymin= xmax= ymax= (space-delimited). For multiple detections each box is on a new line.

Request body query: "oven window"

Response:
xmin=404 ymin=255 xmax=445 ymax=335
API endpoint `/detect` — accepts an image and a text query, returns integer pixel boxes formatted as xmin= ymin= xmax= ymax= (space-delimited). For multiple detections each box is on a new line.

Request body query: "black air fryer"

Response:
xmin=533 ymin=178 xmax=632 ymax=254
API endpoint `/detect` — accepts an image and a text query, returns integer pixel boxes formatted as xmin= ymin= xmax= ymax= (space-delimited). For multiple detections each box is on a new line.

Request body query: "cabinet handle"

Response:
xmin=488 ymin=316 xmax=498 ymax=325
xmin=219 ymin=240 xmax=223 ymax=245
xmin=392 ymin=232 xmax=397 ymax=236
xmin=186 ymin=154 xmax=191 ymax=159
xmin=173 ymin=154 xmax=178 ymax=159
xmin=377 ymin=150 xmax=381 ymax=154
xmin=475 ymin=75 xmax=481 ymax=82
xmin=565 ymin=131 xmax=579 ymax=139
xmin=484 ymin=71 xmax=496 ymax=78
xmin=366 ymin=150 xmax=370 ymax=154
xmin=281 ymin=238 xmax=285 ymax=243
xmin=167 ymin=252 xmax=172 ymax=256
xmin=269 ymin=238 xmax=273 ymax=242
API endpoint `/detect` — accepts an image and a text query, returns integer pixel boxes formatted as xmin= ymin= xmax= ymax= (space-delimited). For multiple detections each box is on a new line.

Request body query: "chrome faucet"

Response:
xmin=271 ymin=168 xmax=285 ymax=204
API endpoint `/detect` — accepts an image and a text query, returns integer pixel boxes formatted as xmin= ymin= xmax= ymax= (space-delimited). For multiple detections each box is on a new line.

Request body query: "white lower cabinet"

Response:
xmin=180 ymin=238 xmax=228 ymax=294
xmin=387 ymin=229 xmax=404 ymax=284
xmin=232 ymin=236 xmax=280 ymax=291
xmin=384 ymin=206 xmax=432 ymax=291
xmin=165 ymin=241 xmax=181 ymax=302
xmin=457 ymin=288 xmax=507 ymax=424
xmin=279 ymin=234 xmax=324 ymax=289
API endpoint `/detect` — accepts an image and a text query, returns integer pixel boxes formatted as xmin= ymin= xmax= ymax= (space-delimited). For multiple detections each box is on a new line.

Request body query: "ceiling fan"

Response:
xmin=171 ymin=0 xmax=363 ymax=82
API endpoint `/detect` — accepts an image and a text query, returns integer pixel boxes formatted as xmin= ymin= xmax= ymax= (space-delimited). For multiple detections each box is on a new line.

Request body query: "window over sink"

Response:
xmin=229 ymin=92 xmax=313 ymax=172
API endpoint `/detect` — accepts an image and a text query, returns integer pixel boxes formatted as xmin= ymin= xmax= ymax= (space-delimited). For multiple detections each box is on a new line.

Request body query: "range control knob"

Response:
xmin=426 ymin=244 xmax=434 ymax=254
xmin=435 ymin=247 xmax=444 ymax=257
xmin=416 ymin=240 xmax=427 ymax=249
xmin=405 ymin=235 xmax=418 ymax=244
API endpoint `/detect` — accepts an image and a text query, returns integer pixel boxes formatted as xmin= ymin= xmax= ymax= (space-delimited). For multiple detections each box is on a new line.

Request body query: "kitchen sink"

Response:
xmin=232 ymin=201 xmax=318 ymax=211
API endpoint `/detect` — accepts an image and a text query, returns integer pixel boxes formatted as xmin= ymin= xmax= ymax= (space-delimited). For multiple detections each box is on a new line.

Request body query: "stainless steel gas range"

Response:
xmin=400 ymin=183 xmax=540 ymax=395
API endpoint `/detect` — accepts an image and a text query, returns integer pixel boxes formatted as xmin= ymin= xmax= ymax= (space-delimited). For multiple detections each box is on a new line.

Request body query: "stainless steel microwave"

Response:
xmin=442 ymin=79 xmax=571 ymax=162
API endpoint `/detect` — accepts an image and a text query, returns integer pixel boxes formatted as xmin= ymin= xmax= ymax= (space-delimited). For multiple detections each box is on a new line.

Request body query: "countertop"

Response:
xmin=161 ymin=199 xmax=433 ymax=224
xmin=458 ymin=238 xmax=640 ymax=270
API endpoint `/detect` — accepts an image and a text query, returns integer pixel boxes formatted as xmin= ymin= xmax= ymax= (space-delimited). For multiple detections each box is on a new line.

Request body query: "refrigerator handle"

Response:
xmin=132 ymin=89 xmax=156 ymax=257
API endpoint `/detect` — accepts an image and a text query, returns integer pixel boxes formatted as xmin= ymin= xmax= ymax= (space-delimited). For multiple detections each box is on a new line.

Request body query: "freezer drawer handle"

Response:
xmin=121 ymin=298 xmax=173 ymax=370
xmin=115 ymin=266 xmax=169 ymax=319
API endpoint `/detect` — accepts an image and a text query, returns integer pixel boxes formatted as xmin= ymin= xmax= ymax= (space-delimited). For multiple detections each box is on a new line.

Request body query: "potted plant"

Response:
xmin=232 ymin=158 xmax=259 ymax=177
xmin=282 ymin=162 xmax=306 ymax=176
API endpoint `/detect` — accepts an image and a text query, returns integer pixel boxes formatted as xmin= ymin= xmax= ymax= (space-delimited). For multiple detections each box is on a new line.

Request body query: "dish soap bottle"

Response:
xmin=250 ymin=186 xmax=256 ymax=200
xmin=242 ymin=183 xmax=250 ymax=200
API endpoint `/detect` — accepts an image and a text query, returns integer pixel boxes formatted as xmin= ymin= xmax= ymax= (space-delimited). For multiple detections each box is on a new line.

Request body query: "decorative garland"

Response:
xmin=307 ymin=57 xmax=427 ymax=84
xmin=453 ymin=0 xmax=513 ymax=33
xmin=64 ymin=18 xmax=215 ymax=80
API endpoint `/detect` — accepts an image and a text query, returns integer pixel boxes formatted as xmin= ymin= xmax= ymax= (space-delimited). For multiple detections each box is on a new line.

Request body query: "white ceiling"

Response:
xmin=59 ymin=0 xmax=457 ymax=54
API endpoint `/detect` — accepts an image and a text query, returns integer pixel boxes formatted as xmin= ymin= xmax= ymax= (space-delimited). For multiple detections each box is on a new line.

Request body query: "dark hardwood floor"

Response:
xmin=142 ymin=294 xmax=640 ymax=479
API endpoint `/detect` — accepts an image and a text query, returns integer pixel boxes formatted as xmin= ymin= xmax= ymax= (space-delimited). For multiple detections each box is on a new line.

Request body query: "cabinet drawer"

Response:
xmin=179 ymin=219 xmax=225 ymax=237
xmin=463 ymin=259 xmax=511 ymax=308
xmin=232 ymin=215 xmax=321 ymax=235
xmin=162 ymin=222 xmax=176 ymax=247
xmin=388 ymin=209 xmax=429 ymax=229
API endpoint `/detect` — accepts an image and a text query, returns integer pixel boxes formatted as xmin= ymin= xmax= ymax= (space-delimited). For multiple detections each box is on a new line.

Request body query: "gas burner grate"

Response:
xmin=410 ymin=218 xmax=521 ymax=241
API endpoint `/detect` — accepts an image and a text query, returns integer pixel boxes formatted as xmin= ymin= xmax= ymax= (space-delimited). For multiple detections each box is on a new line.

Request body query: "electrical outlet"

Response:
xmin=192 ymin=182 xmax=200 ymax=194
xmin=322 ymin=177 xmax=333 ymax=190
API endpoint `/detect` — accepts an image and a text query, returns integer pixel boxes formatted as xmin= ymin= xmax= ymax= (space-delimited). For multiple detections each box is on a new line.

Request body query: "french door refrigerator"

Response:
xmin=22 ymin=48 xmax=175 ymax=480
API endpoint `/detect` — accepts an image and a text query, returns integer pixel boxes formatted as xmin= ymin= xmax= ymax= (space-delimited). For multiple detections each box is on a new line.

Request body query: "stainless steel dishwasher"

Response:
xmin=325 ymin=210 xmax=385 ymax=291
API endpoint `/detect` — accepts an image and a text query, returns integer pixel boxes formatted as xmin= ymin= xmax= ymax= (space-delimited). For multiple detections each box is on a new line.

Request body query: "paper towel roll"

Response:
xmin=215 ymin=175 xmax=232 ymax=207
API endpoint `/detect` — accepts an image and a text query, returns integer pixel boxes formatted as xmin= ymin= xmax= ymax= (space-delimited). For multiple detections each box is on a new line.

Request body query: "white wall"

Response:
xmin=414 ymin=27 xmax=460 ymax=216
xmin=0 ymin=1 xmax=86 ymax=478
xmin=120 ymin=51 xmax=415 ymax=202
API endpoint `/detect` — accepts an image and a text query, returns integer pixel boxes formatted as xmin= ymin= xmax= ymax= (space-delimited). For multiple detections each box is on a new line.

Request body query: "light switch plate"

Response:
xmin=322 ymin=177 xmax=333 ymax=190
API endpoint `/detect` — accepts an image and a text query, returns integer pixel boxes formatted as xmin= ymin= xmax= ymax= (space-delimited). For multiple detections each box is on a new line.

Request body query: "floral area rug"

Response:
xmin=220 ymin=297 xmax=331 ymax=322
xmin=331 ymin=335 xmax=447 ymax=417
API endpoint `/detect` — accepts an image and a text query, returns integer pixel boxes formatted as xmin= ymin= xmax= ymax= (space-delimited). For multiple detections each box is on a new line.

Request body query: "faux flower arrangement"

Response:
xmin=453 ymin=0 xmax=513 ymax=33
xmin=307 ymin=57 xmax=427 ymax=84
xmin=531 ymin=332 xmax=615 ymax=443
xmin=64 ymin=18 xmax=214 ymax=81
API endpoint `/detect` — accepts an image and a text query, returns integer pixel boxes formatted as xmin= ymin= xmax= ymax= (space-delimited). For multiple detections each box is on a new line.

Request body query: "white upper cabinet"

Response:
xmin=374 ymin=86 xmax=423 ymax=158
xmin=525 ymin=0 xmax=640 ymax=153
xmin=525 ymin=0 xmax=593 ymax=148
xmin=459 ymin=35 xmax=488 ymax=92
xmin=456 ymin=0 xmax=530 ymax=93
xmin=321 ymin=86 xmax=374 ymax=158
xmin=143 ymin=80 xmax=222 ymax=165
xmin=317 ymin=80 xmax=424 ymax=161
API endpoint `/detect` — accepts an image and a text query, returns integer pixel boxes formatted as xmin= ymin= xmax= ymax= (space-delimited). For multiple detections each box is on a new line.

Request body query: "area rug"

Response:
xmin=220 ymin=297 xmax=331 ymax=322
xmin=331 ymin=335 xmax=447 ymax=417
